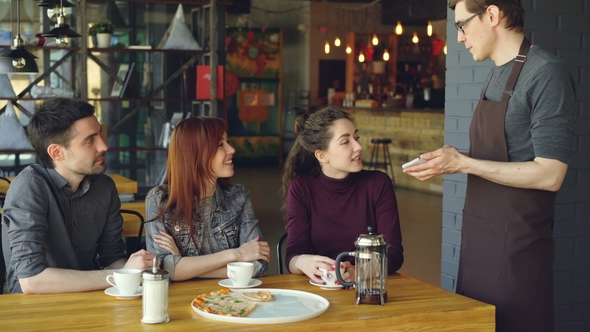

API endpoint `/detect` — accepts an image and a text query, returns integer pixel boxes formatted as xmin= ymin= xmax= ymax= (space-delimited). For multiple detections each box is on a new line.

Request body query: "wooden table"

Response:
xmin=0 ymin=274 xmax=495 ymax=331
xmin=0 ymin=173 xmax=138 ymax=195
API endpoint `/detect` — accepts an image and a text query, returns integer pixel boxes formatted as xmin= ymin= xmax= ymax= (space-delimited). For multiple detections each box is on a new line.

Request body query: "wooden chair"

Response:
xmin=0 ymin=177 xmax=10 ymax=208
xmin=120 ymin=209 xmax=146 ymax=254
xmin=276 ymin=232 xmax=288 ymax=274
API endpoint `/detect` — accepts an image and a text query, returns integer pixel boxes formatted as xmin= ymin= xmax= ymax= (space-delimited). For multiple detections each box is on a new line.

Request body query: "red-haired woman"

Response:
xmin=145 ymin=117 xmax=270 ymax=281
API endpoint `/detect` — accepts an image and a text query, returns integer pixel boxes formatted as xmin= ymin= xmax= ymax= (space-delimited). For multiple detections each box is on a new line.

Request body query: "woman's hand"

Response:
xmin=154 ymin=230 xmax=181 ymax=256
xmin=293 ymin=255 xmax=337 ymax=284
xmin=340 ymin=261 xmax=355 ymax=283
xmin=234 ymin=236 xmax=271 ymax=263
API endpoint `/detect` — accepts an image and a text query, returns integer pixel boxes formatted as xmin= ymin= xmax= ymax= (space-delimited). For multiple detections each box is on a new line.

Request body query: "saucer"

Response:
xmin=218 ymin=278 xmax=262 ymax=289
xmin=104 ymin=286 xmax=143 ymax=300
xmin=309 ymin=279 xmax=343 ymax=290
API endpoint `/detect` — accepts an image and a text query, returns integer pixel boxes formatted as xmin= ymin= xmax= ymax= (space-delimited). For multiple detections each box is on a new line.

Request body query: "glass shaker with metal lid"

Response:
xmin=335 ymin=226 xmax=389 ymax=305
xmin=141 ymin=256 xmax=170 ymax=324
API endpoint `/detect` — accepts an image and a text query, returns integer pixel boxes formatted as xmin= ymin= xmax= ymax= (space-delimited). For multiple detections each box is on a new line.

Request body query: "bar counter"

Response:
xmin=0 ymin=273 xmax=494 ymax=331
xmin=343 ymin=106 xmax=444 ymax=194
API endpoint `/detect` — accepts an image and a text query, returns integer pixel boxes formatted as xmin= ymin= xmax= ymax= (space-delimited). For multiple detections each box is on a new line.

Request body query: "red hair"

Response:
xmin=152 ymin=117 xmax=231 ymax=248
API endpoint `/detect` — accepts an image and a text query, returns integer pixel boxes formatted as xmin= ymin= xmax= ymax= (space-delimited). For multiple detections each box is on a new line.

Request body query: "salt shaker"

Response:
xmin=141 ymin=256 xmax=170 ymax=324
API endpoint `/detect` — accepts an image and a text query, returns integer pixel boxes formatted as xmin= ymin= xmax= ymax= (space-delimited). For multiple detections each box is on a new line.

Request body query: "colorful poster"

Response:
xmin=226 ymin=28 xmax=281 ymax=78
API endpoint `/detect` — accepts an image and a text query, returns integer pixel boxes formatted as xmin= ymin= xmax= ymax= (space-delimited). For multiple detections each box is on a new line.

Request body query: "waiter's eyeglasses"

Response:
xmin=454 ymin=9 xmax=486 ymax=35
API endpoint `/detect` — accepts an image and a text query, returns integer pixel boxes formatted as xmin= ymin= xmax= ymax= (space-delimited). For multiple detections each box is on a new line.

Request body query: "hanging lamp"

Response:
xmin=427 ymin=21 xmax=433 ymax=37
xmin=383 ymin=49 xmax=389 ymax=61
xmin=372 ymin=34 xmax=379 ymax=46
xmin=324 ymin=41 xmax=330 ymax=54
xmin=412 ymin=32 xmax=419 ymax=44
xmin=334 ymin=36 xmax=341 ymax=47
xmin=345 ymin=45 xmax=352 ymax=54
xmin=41 ymin=0 xmax=81 ymax=47
xmin=37 ymin=0 xmax=75 ymax=22
xmin=395 ymin=21 xmax=403 ymax=35
xmin=0 ymin=0 xmax=39 ymax=74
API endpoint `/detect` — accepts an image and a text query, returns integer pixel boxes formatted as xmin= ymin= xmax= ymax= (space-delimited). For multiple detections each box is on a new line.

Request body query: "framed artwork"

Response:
xmin=110 ymin=62 xmax=134 ymax=97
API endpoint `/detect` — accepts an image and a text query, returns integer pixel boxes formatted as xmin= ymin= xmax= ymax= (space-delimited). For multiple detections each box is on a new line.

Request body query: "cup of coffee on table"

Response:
xmin=319 ymin=264 xmax=346 ymax=286
xmin=106 ymin=269 xmax=142 ymax=296
xmin=227 ymin=262 xmax=254 ymax=287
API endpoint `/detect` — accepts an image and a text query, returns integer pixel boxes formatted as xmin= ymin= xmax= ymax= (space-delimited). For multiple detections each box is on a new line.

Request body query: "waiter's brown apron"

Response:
xmin=457 ymin=38 xmax=556 ymax=332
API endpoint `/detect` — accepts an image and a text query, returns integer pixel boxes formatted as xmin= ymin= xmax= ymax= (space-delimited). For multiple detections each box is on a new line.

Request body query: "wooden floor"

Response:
xmin=233 ymin=164 xmax=442 ymax=286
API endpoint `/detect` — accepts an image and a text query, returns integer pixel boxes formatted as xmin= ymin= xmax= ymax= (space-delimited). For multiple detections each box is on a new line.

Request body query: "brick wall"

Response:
xmin=443 ymin=0 xmax=590 ymax=330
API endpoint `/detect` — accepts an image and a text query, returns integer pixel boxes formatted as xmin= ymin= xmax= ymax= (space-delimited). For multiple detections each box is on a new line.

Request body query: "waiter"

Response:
xmin=403 ymin=1 xmax=576 ymax=331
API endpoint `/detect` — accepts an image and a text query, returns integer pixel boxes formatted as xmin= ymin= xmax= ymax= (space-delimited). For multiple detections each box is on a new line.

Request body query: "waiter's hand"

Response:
xmin=403 ymin=145 xmax=465 ymax=181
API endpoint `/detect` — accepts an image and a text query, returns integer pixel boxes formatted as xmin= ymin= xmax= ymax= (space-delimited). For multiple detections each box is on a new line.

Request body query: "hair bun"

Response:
xmin=293 ymin=113 xmax=309 ymax=135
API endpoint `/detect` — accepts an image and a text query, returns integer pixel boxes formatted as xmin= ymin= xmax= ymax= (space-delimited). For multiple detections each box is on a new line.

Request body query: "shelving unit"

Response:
xmin=0 ymin=0 xmax=227 ymax=193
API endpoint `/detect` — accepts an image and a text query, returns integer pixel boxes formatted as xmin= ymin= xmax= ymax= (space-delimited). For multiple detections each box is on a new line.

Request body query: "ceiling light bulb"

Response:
xmin=324 ymin=41 xmax=330 ymax=54
xmin=346 ymin=46 xmax=352 ymax=54
xmin=427 ymin=21 xmax=433 ymax=37
xmin=334 ymin=36 xmax=341 ymax=47
xmin=383 ymin=49 xmax=390 ymax=61
xmin=372 ymin=34 xmax=378 ymax=46
xmin=358 ymin=52 xmax=365 ymax=63
xmin=47 ymin=5 xmax=63 ymax=22
xmin=12 ymin=58 xmax=26 ymax=69
xmin=444 ymin=44 xmax=447 ymax=55
xmin=412 ymin=32 xmax=419 ymax=44
xmin=395 ymin=21 xmax=403 ymax=35
xmin=56 ymin=36 xmax=70 ymax=47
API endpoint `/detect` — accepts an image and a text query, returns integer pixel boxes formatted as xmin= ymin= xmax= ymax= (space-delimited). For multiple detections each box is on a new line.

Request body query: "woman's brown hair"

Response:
xmin=151 ymin=116 xmax=231 ymax=247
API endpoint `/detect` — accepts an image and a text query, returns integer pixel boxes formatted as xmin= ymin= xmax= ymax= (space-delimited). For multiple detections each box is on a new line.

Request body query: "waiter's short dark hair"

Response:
xmin=449 ymin=0 xmax=525 ymax=32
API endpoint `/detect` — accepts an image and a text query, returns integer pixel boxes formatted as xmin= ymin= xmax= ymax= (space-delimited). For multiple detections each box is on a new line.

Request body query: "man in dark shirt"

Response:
xmin=2 ymin=98 xmax=154 ymax=294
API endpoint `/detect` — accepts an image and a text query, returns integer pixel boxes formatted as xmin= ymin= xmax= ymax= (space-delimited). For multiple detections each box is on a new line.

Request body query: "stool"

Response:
xmin=367 ymin=138 xmax=395 ymax=183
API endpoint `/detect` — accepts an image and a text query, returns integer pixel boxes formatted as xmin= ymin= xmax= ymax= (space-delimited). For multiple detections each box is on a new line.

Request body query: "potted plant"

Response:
xmin=91 ymin=20 xmax=115 ymax=48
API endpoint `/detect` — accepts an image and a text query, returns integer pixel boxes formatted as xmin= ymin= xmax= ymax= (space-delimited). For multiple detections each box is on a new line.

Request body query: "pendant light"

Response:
xmin=345 ymin=45 xmax=352 ymax=54
xmin=412 ymin=32 xmax=419 ymax=44
xmin=41 ymin=0 xmax=81 ymax=47
xmin=358 ymin=51 xmax=365 ymax=63
xmin=334 ymin=36 xmax=341 ymax=47
xmin=372 ymin=34 xmax=379 ymax=46
xmin=395 ymin=21 xmax=403 ymax=35
xmin=0 ymin=0 xmax=39 ymax=74
xmin=427 ymin=21 xmax=433 ymax=37
xmin=37 ymin=0 xmax=75 ymax=22
xmin=383 ymin=49 xmax=390 ymax=61
xmin=324 ymin=41 xmax=330 ymax=54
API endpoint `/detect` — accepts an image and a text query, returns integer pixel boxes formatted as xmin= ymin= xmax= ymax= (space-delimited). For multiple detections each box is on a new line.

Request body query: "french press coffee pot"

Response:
xmin=335 ymin=226 xmax=389 ymax=305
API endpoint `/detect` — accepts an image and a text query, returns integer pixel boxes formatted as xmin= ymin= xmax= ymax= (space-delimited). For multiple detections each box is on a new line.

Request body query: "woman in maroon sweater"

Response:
xmin=281 ymin=106 xmax=404 ymax=285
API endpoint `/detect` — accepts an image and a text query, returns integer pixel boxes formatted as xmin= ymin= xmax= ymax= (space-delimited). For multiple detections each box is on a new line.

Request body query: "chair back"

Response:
xmin=276 ymin=232 xmax=288 ymax=274
xmin=120 ymin=209 xmax=146 ymax=253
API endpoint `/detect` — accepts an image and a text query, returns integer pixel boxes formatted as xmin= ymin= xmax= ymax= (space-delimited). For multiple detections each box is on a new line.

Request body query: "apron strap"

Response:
xmin=501 ymin=37 xmax=531 ymax=104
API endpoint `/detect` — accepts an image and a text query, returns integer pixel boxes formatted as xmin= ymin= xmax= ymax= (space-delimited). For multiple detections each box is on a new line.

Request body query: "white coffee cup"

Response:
xmin=318 ymin=264 xmax=346 ymax=286
xmin=106 ymin=269 xmax=142 ymax=296
xmin=227 ymin=262 xmax=254 ymax=287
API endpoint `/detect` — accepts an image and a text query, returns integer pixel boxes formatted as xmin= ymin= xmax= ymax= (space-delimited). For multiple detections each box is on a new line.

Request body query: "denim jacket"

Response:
xmin=145 ymin=183 xmax=268 ymax=280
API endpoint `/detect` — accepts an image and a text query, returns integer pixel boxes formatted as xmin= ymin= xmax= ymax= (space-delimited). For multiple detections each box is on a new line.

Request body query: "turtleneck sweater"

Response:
xmin=286 ymin=170 xmax=404 ymax=274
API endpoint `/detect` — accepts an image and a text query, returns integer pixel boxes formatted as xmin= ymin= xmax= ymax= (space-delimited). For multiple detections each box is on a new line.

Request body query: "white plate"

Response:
xmin=218 ymin=278 xmax=262 ymax=289
xmin=191 ymin=288 xmax=329 ymax=324
xmin=104 ymin=286 xmax=143 ymax=300
xmin=309 ymin=279 xmax=343 ymax=290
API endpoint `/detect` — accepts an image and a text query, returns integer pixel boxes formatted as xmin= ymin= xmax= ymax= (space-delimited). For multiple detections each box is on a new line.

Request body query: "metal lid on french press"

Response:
xmin=142 ymin=256 xmax=169 ymax=281
xmin=355 ymin=226 xmax=388 ymax=247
